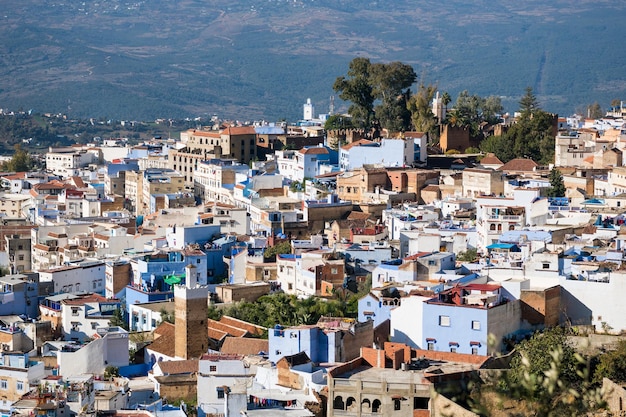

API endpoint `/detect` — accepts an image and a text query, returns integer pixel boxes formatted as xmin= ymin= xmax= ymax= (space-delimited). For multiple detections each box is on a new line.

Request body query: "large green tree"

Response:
xmin=334 ymin=58 xmax=416 ymax=132
xmin=333 ymin=58 xmax=375 ymax=128
xmin=370 ymin=61 xmax=416 ymax=132
xmin=594 ymin=339 xmax=626 ymax=384
xmin=446 ymin=91 xmax=504 ymax=137
xmin=481 ymin=87 xmax=556 ymax=164
xmin=546 ymin=168 xmax=566 ymax=197
xmin=407 ymin=81 xmax=438 ymax=140
xmin=2 ymin=145 xmax=31 ymax=172
xmin=469 ymin=327 xmax=605 ymax=416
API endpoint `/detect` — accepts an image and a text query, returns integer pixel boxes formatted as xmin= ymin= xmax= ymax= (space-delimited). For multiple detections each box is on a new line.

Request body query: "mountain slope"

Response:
xmin=1 ymin=0 xmax=624 ymax=121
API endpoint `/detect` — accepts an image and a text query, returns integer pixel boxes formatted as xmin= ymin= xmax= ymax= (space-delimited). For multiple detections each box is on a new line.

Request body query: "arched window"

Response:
xmin=333 ymin=396 xmax=344 ymax=410
xmin=362 ymin=399 xmax=371 ymax=412
xmin=490 ymin=224 xmax=496 ymax=231
xmin=346 ymin=397 xmax=356 ymax=411
xmin=372 ymin=399 xmax=381 ymax=413
xmin=509 ymin=224 xmax=515 ymax=230
xmin=497 ymin=224 xmax=502 ymax=231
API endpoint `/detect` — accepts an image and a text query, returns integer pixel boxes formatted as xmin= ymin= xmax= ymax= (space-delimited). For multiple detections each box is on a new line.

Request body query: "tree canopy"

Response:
xmin=480 ymin=87 xmax=556 ymax=164
xmin=333 ymin=58 xmax=416 ymax=132
xmin=546 ymin=168 xmax=566 ymax=197
xmin=406 ymin=81 xmax=438 ymax=140
xmin=469 ymin=327 xmax=605 ymax=416
xmin=2 ymin=145 xmax=31 ymax=172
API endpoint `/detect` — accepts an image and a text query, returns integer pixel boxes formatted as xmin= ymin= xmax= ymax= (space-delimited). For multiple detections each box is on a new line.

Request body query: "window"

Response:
xmin=439 ymin=315 xmax=450 ymax=327
xmin=91 ymin=322 xmax=98 ymax=330
xmin=472 ymin=347 xmax=478 ymax=355
xmin=393 ymin=399 xmax=401 ymax=411
xmin=427 ymin=342 xmax=434 ymax=351
xmin=71 ymin=322 xmax=80 ymax=332
xmin=197 ymin=259 xmax=201 ymax=264
xmin=72 ymin=308 xmax=79 ymax=316
xmin=450 ymin=346 xmax=457 ymax=353
xmin=18 ymin=255 xmax=24 ymax=261
xmin=209 ymin=365 xmax=217 ymax=372
xmin=16 ymin=381 xmax=23 ymax=391
xmin=331 ymin=268 xmax=338 ymax=274
xmin=471 ymin=320 xmax=481 ymax=330
xmin=216 ymin=387 xmax=224 ymax=399
xmin=0 ymin=380 xmax=6 ymax=390
xmin=542 ymin=263 xmax=550 ymax=269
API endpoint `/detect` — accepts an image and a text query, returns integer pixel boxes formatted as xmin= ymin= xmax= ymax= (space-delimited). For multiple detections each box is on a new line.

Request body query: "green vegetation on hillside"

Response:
xmin=480 ymin=87 xmax=556 ymax=164
xmin=1 ymin=0 xmax=624 ymax=120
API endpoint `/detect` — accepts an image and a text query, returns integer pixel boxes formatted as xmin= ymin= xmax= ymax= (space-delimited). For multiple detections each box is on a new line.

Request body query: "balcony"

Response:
xmin=487 ymin=214 xmax=523 ymax=222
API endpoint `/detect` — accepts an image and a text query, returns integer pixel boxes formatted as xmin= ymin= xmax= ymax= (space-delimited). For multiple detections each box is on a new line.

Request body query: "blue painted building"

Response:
xmin=421 ymin=284 xmax=522 ymax=355
xmin=0 ymin=274 xmax=41 ymax=319
xmin=268 ymin=318 xmax=373 ymax=364
xmin=132 ymin=248 xmax=208 ymax=293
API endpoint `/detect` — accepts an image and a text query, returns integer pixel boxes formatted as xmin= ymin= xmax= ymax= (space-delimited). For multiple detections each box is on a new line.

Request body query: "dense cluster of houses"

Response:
xmin=0 ymin=101 xmax=625 ymax=416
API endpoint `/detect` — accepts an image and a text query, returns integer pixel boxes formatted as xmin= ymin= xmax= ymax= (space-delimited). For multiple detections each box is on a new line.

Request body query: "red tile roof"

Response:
xmin=480 ymin=154 xmax=503 ymax=166
xmin=156 ymin=359 xmax=198 ymax=375
xmin=150 ymin=322 xmax=176 ymax=357
xmin=341 ymin=139 xmax=375 ymax=151
xmin=222 ymin=126 xmax=257 ymax=135
xmin=220 ymin=337 xmax=268 ymax=356
xmin=498 ymin=158 xmax=538 ymax=172
xmin=299 ymin=147 xmax=329 ymax=155
xmin=219 ymin=316 xmax=266 ymax=336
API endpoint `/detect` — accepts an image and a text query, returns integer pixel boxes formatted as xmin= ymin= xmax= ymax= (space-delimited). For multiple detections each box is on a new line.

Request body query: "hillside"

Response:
xmin=1 ymin=0 xmax=625 ymax=121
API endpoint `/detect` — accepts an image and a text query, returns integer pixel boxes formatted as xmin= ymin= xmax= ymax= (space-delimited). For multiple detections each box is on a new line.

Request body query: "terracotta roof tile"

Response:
xmin=299 ymin=147 xmax=329 ymax=155
xmin=150 ymin=322 xmax=176 ymax=357
xmin=207 ymin=318 xmax=248 ymax=338
xmin=220 ymin=337 xmax=268 ymax=356
xmin=498 ymin=158 xmax=538 ymax=172
xmin=222 ymin=126 xmax=257 ymax=135
xmin=479 ymin=154 xmax=504 ymax=166
xmin=341 ymin=139 xmax=375 ymax=151
xmin=156 ymin=359 xmax=198 ymax=375
xmin=219 ymin=316 xmax=266 ymax=336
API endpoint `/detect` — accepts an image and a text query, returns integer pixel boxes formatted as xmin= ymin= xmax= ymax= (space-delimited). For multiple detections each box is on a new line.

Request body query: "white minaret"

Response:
xmin=303 ymin=98 xmax=315 ymax=121
xmin=432 ymin=91 xmax=445 ymax=122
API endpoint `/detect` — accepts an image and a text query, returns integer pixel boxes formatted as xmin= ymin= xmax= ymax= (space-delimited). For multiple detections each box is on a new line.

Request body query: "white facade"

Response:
xmin=60 ymin=297 xmax=120 ymax=342
xmin=340 ymin=138 xmax=414 ymax=171
xmin=398 ymin=230 xmax=441 ymax=257
xmin=57 ymin=327 xmax=129 ymax=377
xmin=559 ymin=270 xmax=626 ymax=333
xmin=46 ymin=149 xmax=99 ymax=177
xmin=390 ymin=294 xmax=430 ymax=349
xmin=303 ymin=98 xmax=315 ymax=121
xmin=197 ymin=355 xmax=252 ymax=417
xmin=39 ymin=262 xmax=106 ymax=295
xmin=475 ymin=188 xmax=549 ymax=251
xmin=193 ymin=160 xmax=249 ymax=205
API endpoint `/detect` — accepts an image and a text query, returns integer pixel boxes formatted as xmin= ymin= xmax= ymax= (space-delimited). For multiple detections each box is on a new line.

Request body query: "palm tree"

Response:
xmin=441 ymin=91 xmax=452 ymax=112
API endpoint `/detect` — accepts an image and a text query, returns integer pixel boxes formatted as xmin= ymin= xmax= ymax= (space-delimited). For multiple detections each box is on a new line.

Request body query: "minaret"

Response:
xmin=303 ymin=98 xmax=315 ymax=121
xmin=174 ymin=263 xmax=208 ymax=359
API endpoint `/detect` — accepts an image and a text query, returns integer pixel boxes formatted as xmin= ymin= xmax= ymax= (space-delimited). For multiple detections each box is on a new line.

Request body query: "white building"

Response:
xmin=303 ymin=98 xmax=315 ymax=121
xmin=193 ymin=159 xmax=250 ymax=205
xmin=475 ymin=188 xmax=549 ymax=251
xmin=0 ymin=352 xmax=45 ymax=416
xmin=340 ymin=138 xmax=414 ymax=171
xmin=197 ymin=354 xmax=253 ymax=417
xmin=45 ymin=147 xmax=101 ymax=177
xmin=55 ymin=326 xmax=129 ymax=377
xmin=39 ymin=261 xmax=106 ymax=295
xmin=59 ymin=293 xmax=121 ymax=342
